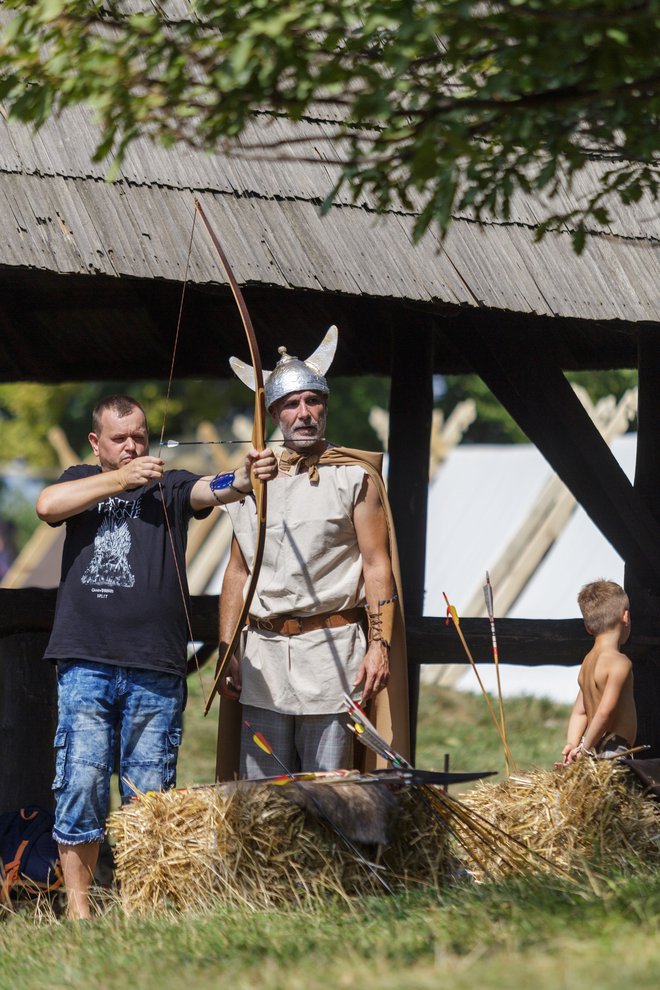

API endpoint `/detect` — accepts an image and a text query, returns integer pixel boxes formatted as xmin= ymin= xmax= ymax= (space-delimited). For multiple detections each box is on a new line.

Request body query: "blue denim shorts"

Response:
xmin=53 ymin=661 xmax=184 ymax=845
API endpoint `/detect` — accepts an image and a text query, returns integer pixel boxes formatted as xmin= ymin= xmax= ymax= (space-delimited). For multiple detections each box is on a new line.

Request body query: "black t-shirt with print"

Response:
xmin=44 ymin=465 xmax=211 ymax=677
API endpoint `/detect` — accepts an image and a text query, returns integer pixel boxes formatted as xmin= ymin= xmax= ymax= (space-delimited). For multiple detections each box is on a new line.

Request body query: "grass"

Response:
xmin=3 ymin=677 xmax=659 ymax=990
xmin=3 ymin=874 xmax=660 ymax=990
xmin=415 ymin=684 xmax=568 ymax=780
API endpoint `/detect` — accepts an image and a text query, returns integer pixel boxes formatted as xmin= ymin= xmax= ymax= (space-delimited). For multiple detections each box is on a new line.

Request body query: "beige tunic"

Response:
xmin=216 ymin=446 xmax=410 ymax=780
xmin=226 ymin=464 xmax=368 ymax=715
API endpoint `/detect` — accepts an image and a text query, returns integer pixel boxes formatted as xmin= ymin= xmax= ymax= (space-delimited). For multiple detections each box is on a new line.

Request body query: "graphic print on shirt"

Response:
xmin=81 ymin=495 xmax=142 ymax=588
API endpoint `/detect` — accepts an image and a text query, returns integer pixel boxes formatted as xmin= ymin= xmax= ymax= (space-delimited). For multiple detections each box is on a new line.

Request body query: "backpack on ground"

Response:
xmin=0 ymin=805 xmax=62 ymax=901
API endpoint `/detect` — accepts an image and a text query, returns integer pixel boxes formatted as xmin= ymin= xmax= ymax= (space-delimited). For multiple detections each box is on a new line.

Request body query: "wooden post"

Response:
xmin=387 ymin=321 xmax=434 ymax=763
xmin=626 ymin=327 xmax=660 ymax=756
xmin=0 ymin=632 xmax=57 ymax=814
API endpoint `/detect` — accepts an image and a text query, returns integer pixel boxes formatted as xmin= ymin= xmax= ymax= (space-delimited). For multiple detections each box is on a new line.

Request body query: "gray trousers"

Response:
xmin=240 ymin=705 xmax=353 ymax=778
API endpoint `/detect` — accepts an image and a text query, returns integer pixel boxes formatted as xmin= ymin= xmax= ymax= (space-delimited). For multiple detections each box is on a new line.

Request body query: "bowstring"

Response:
xmin=158 ymin=205 xmax=209 ymax=708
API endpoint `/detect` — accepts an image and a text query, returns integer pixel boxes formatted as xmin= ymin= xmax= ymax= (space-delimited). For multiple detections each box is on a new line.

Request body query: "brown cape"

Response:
xmin=215 ymin=446 xmax=410 ymax=780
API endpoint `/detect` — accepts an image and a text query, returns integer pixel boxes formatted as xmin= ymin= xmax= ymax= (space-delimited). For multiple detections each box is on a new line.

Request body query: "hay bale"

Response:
xmin=460 ymin=759 xmax=660 ymax=879
xmin=107 ymin=781 xmax=455 ymax=915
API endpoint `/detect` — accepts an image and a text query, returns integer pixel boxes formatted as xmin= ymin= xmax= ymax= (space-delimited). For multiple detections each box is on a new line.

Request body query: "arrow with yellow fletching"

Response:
xmin=245 ymin=720 xmax=295 ymax=779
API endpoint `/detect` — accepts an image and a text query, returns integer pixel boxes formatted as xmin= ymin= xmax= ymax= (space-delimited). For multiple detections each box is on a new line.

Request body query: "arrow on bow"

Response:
xmin=160 ymin=438 xmax=324 ymax=448
xmin=192 ymin=198 xmax=268 ymax=717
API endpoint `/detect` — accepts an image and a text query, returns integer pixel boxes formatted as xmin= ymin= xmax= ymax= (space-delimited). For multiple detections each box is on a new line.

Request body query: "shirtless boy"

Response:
xmin=561 ymin=579 xmax=636 ymax=764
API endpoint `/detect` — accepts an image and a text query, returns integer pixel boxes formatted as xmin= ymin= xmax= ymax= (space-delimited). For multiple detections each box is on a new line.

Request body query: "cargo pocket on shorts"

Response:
xmin=52 ymin=728 xmax=69 ymax=791
xmin=163 ymin=728 xmax=182 ymax=790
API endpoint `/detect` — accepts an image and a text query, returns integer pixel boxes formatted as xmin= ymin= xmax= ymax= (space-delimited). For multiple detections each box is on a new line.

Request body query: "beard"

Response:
xmin=280 ymin=418 xmax=326 ymax=452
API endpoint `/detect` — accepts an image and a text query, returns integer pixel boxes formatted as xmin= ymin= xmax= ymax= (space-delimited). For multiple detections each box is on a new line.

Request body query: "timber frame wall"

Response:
xmin=2 ymin=307 xmax=659 ymax=810
xmin=4 ymin=313 xmax=660 ymax=779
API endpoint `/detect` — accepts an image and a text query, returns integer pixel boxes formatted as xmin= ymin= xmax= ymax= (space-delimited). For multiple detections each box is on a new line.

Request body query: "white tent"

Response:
xmin=424 ymin=434 xmax=636 ymax=702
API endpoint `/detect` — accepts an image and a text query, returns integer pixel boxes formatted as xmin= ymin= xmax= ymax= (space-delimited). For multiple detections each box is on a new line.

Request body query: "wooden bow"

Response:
xmin=193 ymin=198 xmax=268 ymax=716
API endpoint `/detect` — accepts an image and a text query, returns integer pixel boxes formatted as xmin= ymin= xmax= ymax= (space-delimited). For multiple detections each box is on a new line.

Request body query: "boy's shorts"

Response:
xmin=596 ymin=733 xmax=631 ymax=759
xmin=52 ymin=660 xmax=184 ymax=845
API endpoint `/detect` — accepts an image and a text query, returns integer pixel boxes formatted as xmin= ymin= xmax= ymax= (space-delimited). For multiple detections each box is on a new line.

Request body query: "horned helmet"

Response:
xmin=229 ymin=325 xmax=338 ymax=409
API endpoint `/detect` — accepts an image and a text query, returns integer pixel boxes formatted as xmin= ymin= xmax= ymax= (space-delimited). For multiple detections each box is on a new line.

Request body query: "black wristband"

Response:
xmin=230 ymin=481 xmax=251 ymax=495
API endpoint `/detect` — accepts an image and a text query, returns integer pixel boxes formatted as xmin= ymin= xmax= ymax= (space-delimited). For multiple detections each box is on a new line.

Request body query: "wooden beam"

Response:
xmin=408 ymin=616 xmax=590 ymax=665
xmin=0 ymin=632 xmax=56 ymax=814
xmin=456 ymin=319 xmax=660 ymax=589
xmin=387 ymin=322 xmax=434 ymax=760
xmin=0 ymin=303 xmax=25 ymax=379
xmin=626 ymin=326 xmax=660 ymax=755
xmin=7 ymin=589 xmax=660 ymax=666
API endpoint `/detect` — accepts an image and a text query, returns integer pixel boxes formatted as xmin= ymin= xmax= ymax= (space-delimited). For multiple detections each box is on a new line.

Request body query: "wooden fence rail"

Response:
xmin=4 ymin=588 xmax=659 ymax=665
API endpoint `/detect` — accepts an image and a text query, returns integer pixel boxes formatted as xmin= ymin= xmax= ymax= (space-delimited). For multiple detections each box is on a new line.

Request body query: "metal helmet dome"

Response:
xmin=229 ymin=325 xmax=338 ymax=409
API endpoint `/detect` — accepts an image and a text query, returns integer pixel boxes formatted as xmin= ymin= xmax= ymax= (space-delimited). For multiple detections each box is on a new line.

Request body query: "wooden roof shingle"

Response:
xmin=0 ymin=101 xmax=657 ymax=382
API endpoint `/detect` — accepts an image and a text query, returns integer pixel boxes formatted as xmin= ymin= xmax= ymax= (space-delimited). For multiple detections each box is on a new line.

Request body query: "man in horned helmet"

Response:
xmin=217 ymin=327 xmax=409 ymax=778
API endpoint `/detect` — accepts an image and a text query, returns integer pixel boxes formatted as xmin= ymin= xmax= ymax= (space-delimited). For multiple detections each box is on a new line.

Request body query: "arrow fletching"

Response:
xmin=443 ymin=591 xmax=459 ymax=627
xmin=344 ymin=693 xmax=409 ymax=768
xmin=483 ymin=572 xmax=494 ymax=618
xmin=252 ymin=731 xmax=273 ymax=755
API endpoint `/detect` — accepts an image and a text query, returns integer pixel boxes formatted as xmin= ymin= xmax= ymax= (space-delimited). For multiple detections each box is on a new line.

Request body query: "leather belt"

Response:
xmin=247 ymin=607 xmax=364 ymax=637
